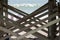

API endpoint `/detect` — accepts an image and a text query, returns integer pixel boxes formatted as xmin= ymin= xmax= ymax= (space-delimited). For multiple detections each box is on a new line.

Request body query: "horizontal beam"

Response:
xmin=4 ymin=10 xmax=22 ymax=19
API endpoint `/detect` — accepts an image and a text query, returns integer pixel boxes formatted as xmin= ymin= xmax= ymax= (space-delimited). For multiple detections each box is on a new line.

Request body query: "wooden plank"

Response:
xmin=36 ymin=7 xmax=57 ymax=19
xmin=16 ymin=18 xmax=60 ymax=40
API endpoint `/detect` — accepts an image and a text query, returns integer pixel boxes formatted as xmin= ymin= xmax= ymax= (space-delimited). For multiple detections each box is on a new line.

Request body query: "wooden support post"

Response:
xmin=58 ymin=2 xmax=60 ymax=40
xmin=0 ymin=0 xmax=3 ymax=26
xmin=3 ymin=0 xmax=8 ymax=17
xmin=48 ymin=0 xmax=57 ymax=40
xmin=3 ymin=0 xmax=8 ymax=27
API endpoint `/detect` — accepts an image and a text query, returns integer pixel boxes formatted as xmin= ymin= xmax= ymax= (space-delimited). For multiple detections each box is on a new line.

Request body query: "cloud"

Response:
xmin=10 ymin=3 xmax=40 ymax=7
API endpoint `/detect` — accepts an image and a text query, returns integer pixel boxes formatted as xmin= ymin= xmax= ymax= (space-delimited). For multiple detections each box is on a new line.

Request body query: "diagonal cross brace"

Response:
xmin=16 ymin=18 xmax=60 ymax=40
xmin=0 ymin=26 xmax=18 ymax=36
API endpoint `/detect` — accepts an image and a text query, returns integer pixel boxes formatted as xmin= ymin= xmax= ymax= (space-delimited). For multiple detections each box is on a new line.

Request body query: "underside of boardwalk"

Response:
xmin=0 ymin=0 xmax=60 ymax=40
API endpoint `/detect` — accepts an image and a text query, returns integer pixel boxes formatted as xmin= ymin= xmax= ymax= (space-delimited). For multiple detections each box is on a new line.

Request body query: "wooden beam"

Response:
xmin=3 ymin=0 xmax=8 ymax=17
xmin=2 ymin=11 xmax=47 ymax=32
xmin=3 ymin=2 xmax=57 ymax=34
xmin=58 ymin=2 xmax=60 ymax=40
xmin=0 ymin=0 xmax=4 ymax=26
xmin=16 ymin=18 xmax=60 ymax=40
xmin=4 ymin=10 xmax=22 ymax=19
xmin=15 ymin=7 xmax=57 ymax=33
xmin=1 ymin=10 xmax=57 ymax=34
xmin=15 ymin=12 xmax=57 ymax=33
xmin=0 ymin=26 xmax=18 ymax=36
xmin=48 ymin=0 xmax=57 ymax=40
xmin=3 ymin=12 xmax=57 ymax=33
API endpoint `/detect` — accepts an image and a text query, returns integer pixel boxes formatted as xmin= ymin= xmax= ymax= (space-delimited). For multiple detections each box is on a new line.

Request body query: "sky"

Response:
xmin=8 ymin=0 xmax=48 ymax=14
xmin=8 ymin=0 xmax=48 ymax=4
xmin=8 ymin=0 xmax=59 ymax=14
